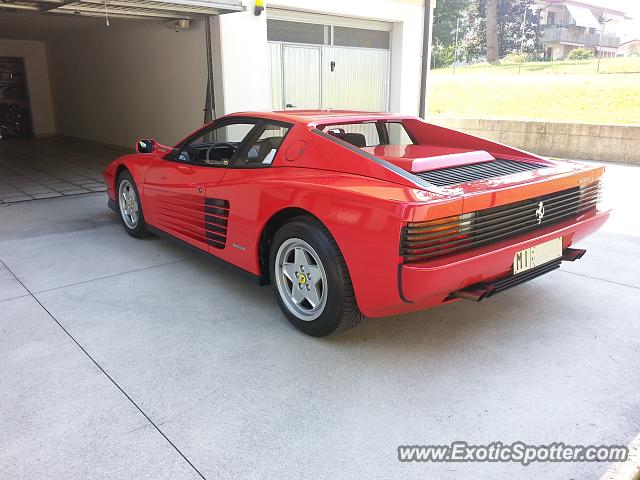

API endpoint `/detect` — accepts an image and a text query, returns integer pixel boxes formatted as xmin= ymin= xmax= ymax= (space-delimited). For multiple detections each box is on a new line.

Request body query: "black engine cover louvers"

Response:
xmin=415 ymin=159 xmax=546 ymax=187
xmin=204 ymin=198 xmax=230 ymax=249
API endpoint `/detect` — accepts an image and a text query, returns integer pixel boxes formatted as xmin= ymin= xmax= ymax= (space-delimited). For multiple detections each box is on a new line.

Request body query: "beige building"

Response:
xmin=617 ymin=38 xmax=640 ymax=57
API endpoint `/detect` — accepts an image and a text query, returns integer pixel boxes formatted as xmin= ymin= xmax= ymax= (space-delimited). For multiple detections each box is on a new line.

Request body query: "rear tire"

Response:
xmin=269 ymin=216 xmax=363 ymax=336
xmin=116 ymin=170 xmax=149 ymax=238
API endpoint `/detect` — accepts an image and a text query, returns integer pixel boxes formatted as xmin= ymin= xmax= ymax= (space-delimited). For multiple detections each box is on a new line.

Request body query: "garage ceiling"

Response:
xmin=0 ymin=0 xmax=244 ymax=20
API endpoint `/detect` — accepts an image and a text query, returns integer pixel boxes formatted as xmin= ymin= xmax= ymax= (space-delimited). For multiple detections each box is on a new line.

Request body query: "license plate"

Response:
xmin=513 ymin=237 xmax=563 ymax=275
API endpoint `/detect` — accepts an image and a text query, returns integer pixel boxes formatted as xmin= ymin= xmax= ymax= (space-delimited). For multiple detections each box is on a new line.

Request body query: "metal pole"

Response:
xmin=597 ymin=10 xmax=606 ymax=74
xmin=418 ymin=0 xmax=434 ymax=119
xmin=518 ymin=8 xmax=527 ymax=74
xmin=453 ymin=16 xmax=460 ymax=75
xmin=204 ymin=16 xmax=216 ymax=124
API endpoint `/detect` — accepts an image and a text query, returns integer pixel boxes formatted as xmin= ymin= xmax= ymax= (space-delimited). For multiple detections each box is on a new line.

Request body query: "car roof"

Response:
xmin=226 ymin=110 xmax=417 ymax=127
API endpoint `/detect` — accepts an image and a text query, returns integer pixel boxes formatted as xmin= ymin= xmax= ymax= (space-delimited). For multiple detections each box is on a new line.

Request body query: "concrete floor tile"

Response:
xmin=0 ymin=195 xmax=33 ymax=203
xmin=0 ymin=296 xmax=202 ymax=480
xmin=562 ymin=232 xmax=640 ymax=288
xmin=31 ymin=192 xmax=64 ymax=200
xmin=58 ymin=188 xmax=91 ymax=195
xmin=20 ymin=186 xmax=54 ymax=195
xmin=0 ymin=194 xmax=191 ymax=292
xmin=0 ymin=264 xmax=29 ymax=302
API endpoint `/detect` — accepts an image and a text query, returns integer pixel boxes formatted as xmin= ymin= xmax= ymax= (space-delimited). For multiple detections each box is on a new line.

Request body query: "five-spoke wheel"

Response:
xmin=118 ymin=179 xmax=139 ymax=229
xmin=275 ymin=238 xmax=328 ymax=322
xmin=270 ymin=216 xmax=363 ymax=336
xmin=116 ymin=170 xmax=149 ymax=238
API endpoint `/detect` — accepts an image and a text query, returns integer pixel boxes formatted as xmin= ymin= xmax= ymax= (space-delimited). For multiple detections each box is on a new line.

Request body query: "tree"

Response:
xmin=464 ymin=0 xmax=543 ymax=63
xmin=486 ymin=0 xmax=500 ymax=63
xmin=431 ymin=0 xmax=470 ymax=68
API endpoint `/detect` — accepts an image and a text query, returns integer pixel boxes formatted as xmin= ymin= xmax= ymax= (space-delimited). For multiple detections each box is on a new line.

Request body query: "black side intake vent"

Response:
xmin=204 ymin=198 xmax=230 ymax=249
xmin=414 ymin=159 xmax=546 ymax=187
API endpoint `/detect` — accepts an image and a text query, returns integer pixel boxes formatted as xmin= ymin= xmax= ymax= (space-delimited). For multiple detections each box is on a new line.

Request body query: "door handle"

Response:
xmin=285 ymin=103 xmax=296 ymax=108
xmin=176 ymin=165 xmax=194 ymax=173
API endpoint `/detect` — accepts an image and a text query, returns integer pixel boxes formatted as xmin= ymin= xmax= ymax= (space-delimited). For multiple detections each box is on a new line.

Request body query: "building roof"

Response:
xmin=537 ymin=0 xmax=626 ymax=17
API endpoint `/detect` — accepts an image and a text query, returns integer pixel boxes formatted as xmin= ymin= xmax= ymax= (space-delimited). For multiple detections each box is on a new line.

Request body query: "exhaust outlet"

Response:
xmin=453 ymin=286 xmax=493 ymax=302
xmin=562 ymin=248 xmax=587 ymax=262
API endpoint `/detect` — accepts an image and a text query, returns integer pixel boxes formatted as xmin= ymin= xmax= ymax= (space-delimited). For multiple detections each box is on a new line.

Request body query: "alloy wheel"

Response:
xmin=118 ymin=179 xmax=139 ymax=229
xmin=274 ymin=238 xmax=328 ymax=321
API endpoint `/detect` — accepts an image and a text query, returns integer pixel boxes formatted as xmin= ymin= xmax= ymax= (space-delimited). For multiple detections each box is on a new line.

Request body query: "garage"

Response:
xmin=0 ymin=1 xmax=244 ymax=143
xmin=0 ymin=0 xmax=243 ymax=201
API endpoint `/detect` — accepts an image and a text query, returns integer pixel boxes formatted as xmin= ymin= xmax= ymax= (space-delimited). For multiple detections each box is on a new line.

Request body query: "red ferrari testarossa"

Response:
xmin=103 ymin=110 xmax=609 ymax=336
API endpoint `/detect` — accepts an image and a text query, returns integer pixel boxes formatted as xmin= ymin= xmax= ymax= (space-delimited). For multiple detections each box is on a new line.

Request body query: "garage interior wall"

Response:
xmin=0 ymin=38 xmax=55 ymax=137
xmin=47 ymin=19 xmax=210 ymax=148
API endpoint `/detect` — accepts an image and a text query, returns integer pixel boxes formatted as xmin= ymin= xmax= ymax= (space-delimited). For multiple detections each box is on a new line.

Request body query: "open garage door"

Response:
xmin=0 ymin=0 xmax=242 ymax=203
xmin=0 ymin=0 xmax=244 ymax=145
xmin=0 ymin=0 xmax=242 ymax=21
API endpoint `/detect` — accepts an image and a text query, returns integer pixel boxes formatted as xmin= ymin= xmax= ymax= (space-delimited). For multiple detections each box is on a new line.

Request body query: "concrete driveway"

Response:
xmin=1 ymin=162 xmax=639 ymax=480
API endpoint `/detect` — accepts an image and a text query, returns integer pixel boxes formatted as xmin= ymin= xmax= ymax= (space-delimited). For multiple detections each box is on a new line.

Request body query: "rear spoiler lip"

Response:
xmin=410 ymin=150 xmax=495 ymax=173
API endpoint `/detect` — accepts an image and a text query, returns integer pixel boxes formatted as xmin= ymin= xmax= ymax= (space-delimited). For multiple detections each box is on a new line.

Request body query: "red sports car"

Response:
xmin=103 ymin=111 xmax=609 ymax=336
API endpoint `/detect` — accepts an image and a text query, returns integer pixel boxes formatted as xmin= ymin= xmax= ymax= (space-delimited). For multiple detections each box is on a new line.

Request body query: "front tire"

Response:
xmin=269 ymin=216 xmax=363 ymax=336
xmin=116 ymin=170 xmax=149 ymax=238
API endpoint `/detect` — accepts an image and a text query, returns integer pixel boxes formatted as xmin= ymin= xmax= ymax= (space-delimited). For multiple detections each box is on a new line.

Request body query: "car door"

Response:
xmin=203 ymin=121 xmax=294 ymax=271
xmin=143 ymin=119 xmax=259 ymax=252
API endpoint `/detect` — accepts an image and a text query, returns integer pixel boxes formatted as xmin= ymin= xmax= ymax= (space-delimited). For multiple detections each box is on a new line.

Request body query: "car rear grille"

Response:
xmin=414 ymin=159 xmax=547 ymax=187
xmin=204 ymin=198 xmax=230 ymax=249
xmin=401 ymin=181 xmax=601 ymax=263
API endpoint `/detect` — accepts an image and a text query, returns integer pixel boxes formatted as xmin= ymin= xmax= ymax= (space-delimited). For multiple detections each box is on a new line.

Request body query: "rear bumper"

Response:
xmin=452 ymin=247 xmax=584 ymax=301
xmin=396 ymin=208 xmax=610 ymax=312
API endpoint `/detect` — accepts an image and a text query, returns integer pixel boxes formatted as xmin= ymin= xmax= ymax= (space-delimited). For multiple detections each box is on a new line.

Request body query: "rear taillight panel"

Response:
xmin=401 ymin=181 xmax=601 ymax=263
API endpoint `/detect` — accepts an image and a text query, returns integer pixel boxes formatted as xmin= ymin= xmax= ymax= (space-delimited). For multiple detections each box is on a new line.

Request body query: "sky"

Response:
xmin=587 ymin=0 xmax=640 ymax=38
xmin=619 ymin=0 xmax=639 ymax=39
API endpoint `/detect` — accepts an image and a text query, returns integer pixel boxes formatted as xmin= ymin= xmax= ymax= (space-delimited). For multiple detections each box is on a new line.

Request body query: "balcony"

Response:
xmin=543 ymin=27 xmax=620 ymax=49
xmin=585 ymin=33 xmax=620 ymax=49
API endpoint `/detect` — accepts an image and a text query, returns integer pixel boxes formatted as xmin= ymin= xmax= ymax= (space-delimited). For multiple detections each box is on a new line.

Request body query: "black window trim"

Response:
xmin=163 ymin=116 xmax=263 ymax=167
xmin=228 ymin=119 xmax=294 ymax=169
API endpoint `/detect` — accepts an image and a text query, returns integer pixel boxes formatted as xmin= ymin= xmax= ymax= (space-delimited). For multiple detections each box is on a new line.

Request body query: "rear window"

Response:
xmin=320 ymin=121 xmax=415 ymax=148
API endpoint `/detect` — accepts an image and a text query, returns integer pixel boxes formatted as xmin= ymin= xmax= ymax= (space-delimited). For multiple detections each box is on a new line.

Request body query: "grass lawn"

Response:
xmin=428 ymin=57 xmax=640 ymax=125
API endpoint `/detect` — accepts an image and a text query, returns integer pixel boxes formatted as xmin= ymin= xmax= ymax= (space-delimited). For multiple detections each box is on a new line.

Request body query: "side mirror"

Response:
xmin=136 ymin=138 xmax=158 ymax=154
